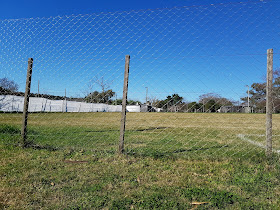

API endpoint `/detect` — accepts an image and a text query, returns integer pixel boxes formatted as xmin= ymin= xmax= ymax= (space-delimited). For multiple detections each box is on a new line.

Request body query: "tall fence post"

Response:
xmin=266 ymin=49 xmax=273 ymax=157
xmin=119 ymin=55 xmax=130 ymax=154
xmin=21 ymin=58 xmax=33 ymax=147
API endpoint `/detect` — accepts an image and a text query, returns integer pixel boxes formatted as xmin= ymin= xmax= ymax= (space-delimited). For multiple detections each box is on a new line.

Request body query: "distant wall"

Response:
xmin=0 ymin=95 xmax=141 ymax=113
xmin=126 ymin=105 xmax=141 ymax=112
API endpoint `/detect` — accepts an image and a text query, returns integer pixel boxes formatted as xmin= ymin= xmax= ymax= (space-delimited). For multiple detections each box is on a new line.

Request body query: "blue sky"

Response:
xmin=0 ymin=0 xmax=279 ymax=103
xmin=0 ymin=0 xmax=254 ymax=20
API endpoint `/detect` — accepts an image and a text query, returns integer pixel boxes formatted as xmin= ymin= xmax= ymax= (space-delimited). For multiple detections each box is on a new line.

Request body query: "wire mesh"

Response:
xmin=1 ymin=0 xmax=280 ymax=208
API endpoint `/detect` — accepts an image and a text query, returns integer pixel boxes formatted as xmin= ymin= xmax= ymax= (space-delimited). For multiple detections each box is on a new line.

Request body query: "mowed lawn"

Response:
xmin=1 ymin=112 xmax=280 ymax=209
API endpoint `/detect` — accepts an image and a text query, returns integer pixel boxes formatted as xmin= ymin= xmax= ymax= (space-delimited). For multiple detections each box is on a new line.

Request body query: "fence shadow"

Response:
xmin=125 ymin=145 xmax=229 ymax=159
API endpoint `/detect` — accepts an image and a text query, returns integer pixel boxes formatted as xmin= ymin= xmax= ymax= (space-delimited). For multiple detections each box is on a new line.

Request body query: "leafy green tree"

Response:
xmin=127 ymin=100 xmax=141 ymax=105
xmin=186 ymin=102 xmax=202 ymax=112
xmin=199 ymin=93 xmax=233 ymax=112
xmin=241 ymin=69 xmax=280 ymax=112
xmin=241 ymin=83 xmax=266 ymax=110
xmin=112 ymin=99 xmax=123 ymax=105
xmin=85 ymin=89 xmax=115 ymax=104
xmin=156 ymin=94 xmax=183 ymax=111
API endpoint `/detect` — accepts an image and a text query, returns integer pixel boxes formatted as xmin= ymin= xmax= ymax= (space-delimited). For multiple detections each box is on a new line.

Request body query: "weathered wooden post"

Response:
xmin=266 ymin=49 xmax=273 ymax=157
xmin=21 ymin=58 xmax=33 ymax=147
xmin=119 ymin=55 xmax=130 ymax=154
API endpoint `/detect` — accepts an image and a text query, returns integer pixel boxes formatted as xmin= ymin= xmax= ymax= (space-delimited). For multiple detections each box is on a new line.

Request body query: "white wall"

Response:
xmin=0 ymin=95 xmax=141 ymax=113
xmin=126 ymin=105 xmax=141 ymax=112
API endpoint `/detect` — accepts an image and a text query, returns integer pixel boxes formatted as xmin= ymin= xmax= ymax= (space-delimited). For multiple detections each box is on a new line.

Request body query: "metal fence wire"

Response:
xmin=0 ymin=0 xmax=280 ymax=157
xmin=1 ymin=0 xmax=280 ymax=208
xmin=0 ymin=0 xmax=280 ymax=156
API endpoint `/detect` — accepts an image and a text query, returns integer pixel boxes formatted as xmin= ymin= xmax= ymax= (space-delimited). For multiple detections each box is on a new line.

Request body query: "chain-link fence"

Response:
xmin=1 ymin=0 xmax=280 ymax=208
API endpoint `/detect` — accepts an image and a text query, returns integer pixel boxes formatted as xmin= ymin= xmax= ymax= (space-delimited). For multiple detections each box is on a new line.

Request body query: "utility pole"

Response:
xmin=64 ymin=89 xmax=67 ymax=112
xmin=38 ymin=80 xmax=40 ymax=97
xmin=145 ymin=87 xmax=148 ymax=104
xmin=246 ymin=85 xmax=250 ymax=108
xmin=203 ymin=100 xmax=205 ymax=113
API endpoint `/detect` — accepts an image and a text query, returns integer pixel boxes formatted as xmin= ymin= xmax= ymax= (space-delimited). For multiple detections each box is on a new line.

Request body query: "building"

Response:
xmin=219 ymin=106 xmax=247 ymax=113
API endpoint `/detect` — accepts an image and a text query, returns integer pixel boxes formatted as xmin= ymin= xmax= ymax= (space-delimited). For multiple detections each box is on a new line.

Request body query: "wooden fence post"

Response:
xmin=21 ymin=58 xmax=33 ymax=147
xmin=119 ymin=55 xmax=130 ymax=154
xmin=266 ymin=49 xmax=273 ymax=157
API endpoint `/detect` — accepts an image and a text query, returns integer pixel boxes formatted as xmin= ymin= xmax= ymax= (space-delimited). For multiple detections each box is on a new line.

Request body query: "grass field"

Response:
xmin=1 ymin=112 xmax=280 ymax=209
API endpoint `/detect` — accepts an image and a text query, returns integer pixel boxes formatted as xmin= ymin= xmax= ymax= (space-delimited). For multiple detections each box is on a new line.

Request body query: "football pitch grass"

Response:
xmin=1 ymin=112 xmax=280 ymax=209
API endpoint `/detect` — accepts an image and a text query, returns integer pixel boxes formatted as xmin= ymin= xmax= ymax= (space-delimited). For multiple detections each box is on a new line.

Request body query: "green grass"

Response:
xmin=1 ymin=112 xmax=280 ymax=209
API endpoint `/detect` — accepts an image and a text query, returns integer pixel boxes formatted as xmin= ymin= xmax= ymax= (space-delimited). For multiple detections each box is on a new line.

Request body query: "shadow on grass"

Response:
xmin=125 ymin=145 xmax=230 ymax=160
xmin=22 ymin=140 xmax=59 ymax=151
xmin=132 ymin=127 xmax=168 ymax=132
xmin=84 ymin=127 xmax=168 ymax=133
xmin=0 ymin=124 xmax=59 ymax=151
xmin=173 ymin=145 xmax=229 ymax=153
xmin=0 ymin=124 xmax=20 ymax=134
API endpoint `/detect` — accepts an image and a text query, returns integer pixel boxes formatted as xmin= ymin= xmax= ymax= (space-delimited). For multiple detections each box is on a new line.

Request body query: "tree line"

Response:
xmin=149 ymin=93 xmax=234 ymax=113
xmin=2 ymin=69 xmax=280 ymax=113
xmin=0 ymin=77 xmax=81 ymax=101
xmin=0 ymin=77 xmax=140 ymax=105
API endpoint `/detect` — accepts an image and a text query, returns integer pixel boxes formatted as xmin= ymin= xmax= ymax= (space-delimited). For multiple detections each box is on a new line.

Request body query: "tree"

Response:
xmin=111 ymin=99 xmax=141 ymax=106
xmin=186 ymin=102 xmax=202 ymax=112
xmin=241 ymin=83 xmax=266 ymax=111
xmin=113 ymin=99 xmax=123 ymax=105
xmin=156 ymin=94 xmax=184 ymax=112
xmin=148 ymin=96 xmax=161 ymax=107
xmin=85 ymin=76 xmax=115 ymax=104
xmin=94 ymin=76 xmax=111 ymax=93
xmin=199 ymin=93 xmax=233 ymax=112
xmin=85 ymin=90 xmax=115 ymax=104
xmin=127 ymin=100 xmax=141 ymax=105
xmin=241 ymin=69 xmax=280 ymax=112
xmin=0 ymin=77 xmax=19 ymax=93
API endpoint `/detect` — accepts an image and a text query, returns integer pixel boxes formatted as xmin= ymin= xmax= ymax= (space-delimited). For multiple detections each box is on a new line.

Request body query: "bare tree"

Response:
xmin=85 ymin=76 xmax=115 ymax=104
xmin=88 ymin=76 xmax=113 ymax=93
xmin=148 ymin=96 xmax=161 ymax=107
xmin=0 ymin=77 xmax=19 ymax=92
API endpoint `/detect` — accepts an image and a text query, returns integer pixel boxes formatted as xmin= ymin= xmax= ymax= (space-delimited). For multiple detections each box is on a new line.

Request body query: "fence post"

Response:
xmin=21 ymin=58 xmax=33 ymax=147
xmin=266 ymin=49 xmax=273 ymax=157
xmin=119 ymin=55 xmax=130 ymax=154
